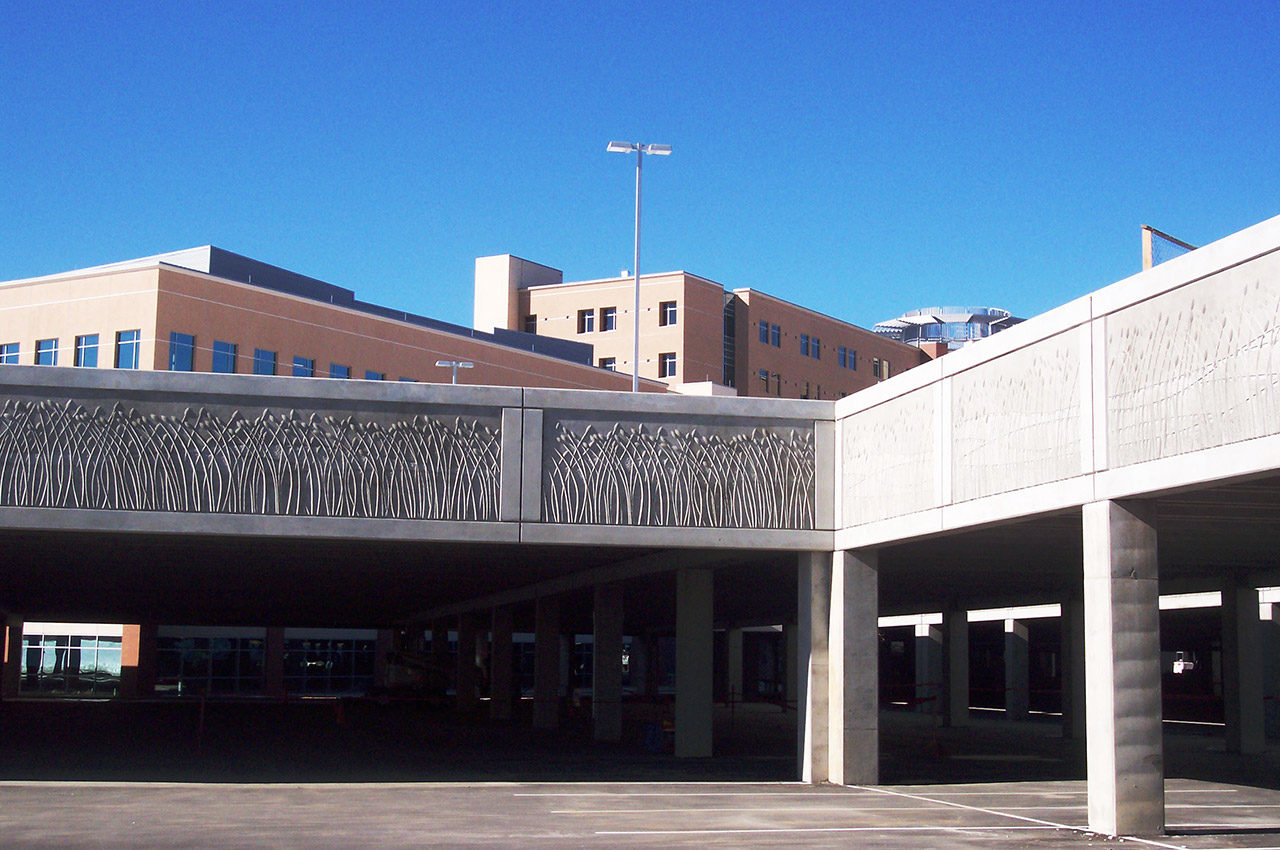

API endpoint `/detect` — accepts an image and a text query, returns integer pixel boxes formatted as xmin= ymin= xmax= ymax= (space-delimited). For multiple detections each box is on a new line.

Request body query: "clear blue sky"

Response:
xmin=3 ymin=1 xmax=1277 ymax=329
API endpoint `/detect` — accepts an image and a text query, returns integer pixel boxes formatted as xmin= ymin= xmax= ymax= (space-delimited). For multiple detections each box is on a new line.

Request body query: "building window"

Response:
xmin=524 ymin=314 xmax=538 ymax=334
xmin=872 ymin=358 xmax=882 ymax=379
xmin=168 ymin=332 xmax=195 ymax=371
xmin=577 ymin=309 xmax=595 ymax=333
xmin=284 ymin=637 xmax=376 ymax=695
xmin=882 ymin=360 xmax=891 ymax=379
xmin=599 ymin=357 xmax=616 ymax=370
xmin=329 ymin=364 xmax=350 ymax=379
xmin=601 ymin=306 xmax=617 ymax=331
xmin=0 ymin=342 xmax=17 ymax=365
xmin=20 ymin=629 xmax=123 ymax=696
xmin=253 ymin=349 xmax=277 ymax=376
xmin=773 ymin=373 xmax=782 ymax=396
xmin=292 ymin=356 xmax=314 ymax=377
xmin=770 ymin=323 xmax=781 ymax=347
xmin=211 ymin=341 xmax=237 ymax=374
xmin=800 ymin=334 xmax=810 ymax=357
xmin=838 ymin=346 xmax=846 ymax=368
xmin=759 ymin=321 xmax=769 ymax=343
xmin=758 ymin=368 xmax=769 ymax=386
xmin=658 ymin=352 xmax=677 ymax=378
xmin=397 ymin=377 xmax=416 ymax=382
xmin=364 ymin=370 xmax=385 ymax=381
xmin=812 ymin=338 xmax=821 ymax=359
xmin=801 ymin=381 xmax=810 ymax=399
xmin=659 ymin=301 xmax=677 ymax=326
xmin=74 ymin=334 xmax=99 ymax=368
xmin=156 ymin=635 xmax=265 ymax=696
xmin=115 ymin=331 xmax=140 ymax=369
xmin=35 ymin=338 xmax=58 ymax=366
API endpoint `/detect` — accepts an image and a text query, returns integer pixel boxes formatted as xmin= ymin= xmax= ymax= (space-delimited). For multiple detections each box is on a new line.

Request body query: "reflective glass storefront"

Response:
xmin=156 ymin=634 xmax=266 ymax=696
xmin=20 ymin=626 xmax=123 ymax=696
xmin=284 ymin=637 xmax=376 ymax=695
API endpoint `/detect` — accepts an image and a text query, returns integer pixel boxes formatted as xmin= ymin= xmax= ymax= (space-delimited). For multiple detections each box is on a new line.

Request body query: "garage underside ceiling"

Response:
xmin=0 ymin=475 xmax=1275 ymax=630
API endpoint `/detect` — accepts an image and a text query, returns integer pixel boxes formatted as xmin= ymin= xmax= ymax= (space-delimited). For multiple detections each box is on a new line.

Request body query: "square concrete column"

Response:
xmin=490 ymin=606 xmax=515 ymax=721
xmin=943 ymin=605 xmax=969 ymax=727
xmin=533 ymin=596 xmax=560 ymax=730
xmin=456 ymin=614 xmax=480 ymax=714
xmin=2 ymin=615 xmax=23 ymax=699
xmin=784 ymin=622 xmax=799 ymax=709
xmin=828 ymin=549 xmax=879 ymax=786
xmin=1263 ymin=602 xmax=1279 ymax=740
xmin=1221 ymin=581 xmax=1265 ymax=753
xmin=1061 ymin=595 xmax=1087 ymax=741
xmin=592 ymin=584 xmax=624 ymax=742
xmin=798 ymin=552 xmax=831 ymax=782
xmin=675 ymin=566 xmax=713 ymax=758
xmin=1005 ymin=619 xmax=1030 ymax=722
xmin=120 ymin=623 xmax=158 ymax=699
xmin=265 ymin=627 xmax=286 ymax=699
xmin=914 ymin=623 xmax=943 ymax=716
xmin=1083 ymin=499 xmax=1163 ymax=836
xmin=374 ymin=629 xmax=394 ymax=690
xmin=726 ymin=628 xmax=744 ymax=705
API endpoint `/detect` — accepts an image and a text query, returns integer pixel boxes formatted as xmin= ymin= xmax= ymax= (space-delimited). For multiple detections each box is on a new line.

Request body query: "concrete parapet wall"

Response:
xmin=837 ymin=212 xmax=1280 ymax=547
xmin=0 ymin=367 xmax=834 ymax=550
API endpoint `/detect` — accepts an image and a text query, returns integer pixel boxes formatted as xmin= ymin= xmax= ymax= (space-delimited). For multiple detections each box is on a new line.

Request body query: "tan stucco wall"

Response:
xmin=518 ymin=272 xmax=725 ymax=384
xmin=0 ymin=268 xmax=161 ymax=368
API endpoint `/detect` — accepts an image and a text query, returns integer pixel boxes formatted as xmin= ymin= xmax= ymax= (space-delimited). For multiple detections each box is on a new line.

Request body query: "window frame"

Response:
xmin=658 ymin=301 xmax=677 ymax=327
xmin=599 ymin=357 xmax=616 ymax=371
xmin=600 ymin=306 xmax=617 ymax=332
xmin=115 ymin=331 xmax=141 ymax=369
xmin=0 ymin=342 xmax=17 ymax=365
xmin=292 ymin=356 xmax=315 ymax=377
xmin=35 ymin=338 xmax=58 ymax=367
xmin=211 ymin=340 xmax=238 ymax=374
xmin=658 ymin=351 xmax=677 ymax=378
xmin=74 ymin=334 xmax=99 ymax=368
xmin=577 ymin=308 xmax=595 ymax=334
xmin=253 ymin=348 xmax=278 ymax=376
xmin=168 ymin=332 xmax=195 ymax=372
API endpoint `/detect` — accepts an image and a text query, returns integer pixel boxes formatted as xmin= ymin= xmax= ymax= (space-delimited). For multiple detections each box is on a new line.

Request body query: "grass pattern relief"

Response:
xmin=543 ymin=421 xmax=814 ymax=529
xmin=0 ymin=399 xmax=500 ymax=520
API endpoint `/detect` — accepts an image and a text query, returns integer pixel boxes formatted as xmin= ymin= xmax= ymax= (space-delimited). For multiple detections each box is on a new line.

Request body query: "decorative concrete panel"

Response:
xmin=542 ymin=416 xmax=815 ymax=529
xmin=951 ymin=331 xmax=1081 ymax=502
xmin=841 ymin=390 xmax=935 ymax=525
xmin=1107 ymin=251 xmax=1280 ymax=467
xmin=0 ymin=397 xmax=501 ymax=520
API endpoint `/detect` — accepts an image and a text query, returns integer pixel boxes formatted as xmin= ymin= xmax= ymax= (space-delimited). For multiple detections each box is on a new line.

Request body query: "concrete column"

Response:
xmin=784 ymin=622 xmax=799 ymax=708
xmin=1083 ymin=499 xmax=1163 ymax=837
xmin=374 ymin=629 xmax=394 ymax=690
xmin=726 ymin=628 xmax=744 ymax=705
xmin=456 ymin=614 xmax=480 ymax=714
xmin=1222 ymin=581 xmax=1265 ymax=753
xmin=533 ymin=596 xmax=560 ymax=730
xmin=828 ymin=549 xmax=879 ymax=786
xmin=1263 ymin=602 xmax=1279 ymax=740
xmin=943 ymin=605 xmax=969 ymax=727
xmin=798 ymin=552 xmax=831 ymax=782
xmin=120 ymin=623 xmax=158 ymax=699
xmin=675 ymin=567 xmax=713 ymax=758
xmin=265 ymin=627 xmax=286 ymax=699
xmin=630 ymin=632 xmax=649 ymax=695
xmin=1061 ymin=595 xmax=1087 ymax=741
xmin=593 ymin=584 xmax=624 ymax=741
xmin=2 ymin=615 xmax=23 ymax=699
xmin=430 ymin=617 xmax=450 ymax=696
xmin=490 ymin=606 xmax=514 ymax=721
xmin=914 ymin=623 xmax=943 ymax=716
xmin=1005 ymin=619 xmax=1030 ymax=722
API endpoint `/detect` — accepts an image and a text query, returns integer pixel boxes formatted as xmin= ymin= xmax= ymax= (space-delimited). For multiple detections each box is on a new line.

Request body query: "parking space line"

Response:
xmin=554 ymin=805 xmax=961 ymax=814
xmin=597 ymin=825 xmax=1069 ymax=836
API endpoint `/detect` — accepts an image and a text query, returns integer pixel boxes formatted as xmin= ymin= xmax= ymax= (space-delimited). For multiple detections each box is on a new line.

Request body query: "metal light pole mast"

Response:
xmin=607 ymin=141 xmax=671 ymax=392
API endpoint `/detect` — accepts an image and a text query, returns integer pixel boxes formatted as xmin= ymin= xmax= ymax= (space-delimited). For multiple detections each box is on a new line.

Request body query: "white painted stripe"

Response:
xmin=556 ymin=805 xmax=962 ymax=814
xmin=597 ymin=825 xmax=1067 ymax=836
xmin=514 ymin=790 xmax=878 ymax=798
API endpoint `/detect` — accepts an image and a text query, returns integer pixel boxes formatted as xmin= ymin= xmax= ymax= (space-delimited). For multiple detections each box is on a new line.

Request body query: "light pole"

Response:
xmin=435 ymin=359 xmax=473 ymax=384
xmin=607 ymin=141 xmax=671 ymax=392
